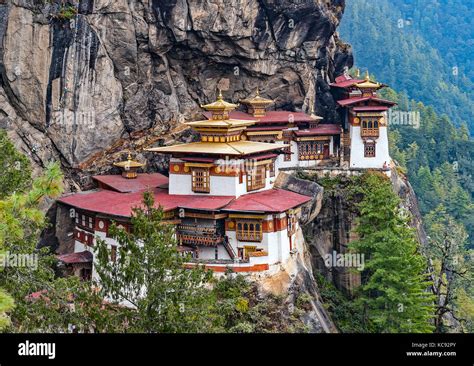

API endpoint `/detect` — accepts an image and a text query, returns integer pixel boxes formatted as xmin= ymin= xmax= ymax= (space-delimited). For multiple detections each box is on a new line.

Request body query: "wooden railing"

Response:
xmin=361 ymin=128 xmax=379 ymax=138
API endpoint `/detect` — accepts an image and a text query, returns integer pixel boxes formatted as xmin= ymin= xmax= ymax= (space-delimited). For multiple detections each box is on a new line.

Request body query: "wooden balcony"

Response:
xmin=177 ymin=224 xmax=223 ymax=246
xmin=361 ymin=128 xmax=379 ymax=138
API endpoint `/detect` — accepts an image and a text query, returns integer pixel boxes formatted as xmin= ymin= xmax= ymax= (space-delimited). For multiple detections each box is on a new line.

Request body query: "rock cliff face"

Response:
xmin=302 ymin=168 xmax=430 ymax=295
xmin=0 ymin=0 xmax=352 ymax=189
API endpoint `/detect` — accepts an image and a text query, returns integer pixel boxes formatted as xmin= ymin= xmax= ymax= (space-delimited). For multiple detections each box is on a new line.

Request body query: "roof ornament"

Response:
xmin=200 ymin=89 xmax=238 ymax=120
xmin=309 ymin=98 xmax=323 ymax=122
xmin=240 ymin=87 xmax=274 ymax=118
xmin=114 ymin=151 xmax=145 ymax=179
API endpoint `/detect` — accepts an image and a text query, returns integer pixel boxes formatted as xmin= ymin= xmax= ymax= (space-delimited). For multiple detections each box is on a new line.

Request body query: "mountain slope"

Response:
xmin=339 ymin=0 xmax=474 ymax=132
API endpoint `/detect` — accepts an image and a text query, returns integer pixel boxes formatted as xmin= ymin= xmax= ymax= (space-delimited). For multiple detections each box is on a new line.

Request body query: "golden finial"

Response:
xmin=365 ymin=70 xmax=370 ymax=81
xmin=217 ymin=88 xmax=223 ymax=101
xmin=127 ymin=151 xmax=132 ymax=161
xmin=256 ymin=87 xmax=260 ymax=97
xmin=356 ymin=68 xmax=360 ymax=78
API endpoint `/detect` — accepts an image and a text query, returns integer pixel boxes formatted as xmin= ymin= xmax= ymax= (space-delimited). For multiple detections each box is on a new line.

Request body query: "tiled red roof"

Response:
xmin=246 ymin=153 xmax=279 ymax=161
xmin=93 ymin=173 xmax=169 ymax=193
xmin=57 ymin=251 xmax=93 ymax=264
xmin=246 ymin=126 xmax=287 ymax=131
xmin=256 ymin=111 xmax=314 ymax=124
xmin=59 ymin=188 xmax=234 ymax=217
xmin=203 ymin=111 xmax=315 ymax=124
xmin=294 ymin=124 xmax=342 ymax=136
xmin=330 ymin=77 xmax=364 ymax=88
xmin=337 ymin=96 xmax=396 ymax=107
xmin=353 ymin=106 xmax=389 ymax=112
xmin=223 ymin=189 xmax=312 ymax=213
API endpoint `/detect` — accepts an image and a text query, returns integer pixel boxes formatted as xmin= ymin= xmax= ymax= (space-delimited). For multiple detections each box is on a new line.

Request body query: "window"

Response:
xmin=361 ymin=119 xmax=379 ymax=137
xmin=246 ymin=165 xmax=266 ymax=191
xmin=287 ymin=214 xmax=298 ymax=236
xmin=191 ymin=168 xmax=210 ymax=193
xmin=269 ymin=160 xmax=275 ymax=177
xmin=236 ymin=221 xmax=263 ymax=242
xmin=283 ymin=141 xmax=292 ymax=161
xmin=364 ymin=141 xmax=376 ymax=157
xmin=297 ymin=141 xmax=328 ymax=160
xmin=80 ymin=268 xmax=92 ymax=281
xmin=76 ymin=212 xmax=94 ymax=232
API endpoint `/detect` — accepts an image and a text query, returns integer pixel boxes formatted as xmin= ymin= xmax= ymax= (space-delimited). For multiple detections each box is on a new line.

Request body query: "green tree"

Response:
xmin=424 ymin=207 xmax=471 ymax=332
xmin=0 ymin=161 xmax=64 ymax=331
xmin=0 ymin=130 xmax=31 ymax=199
xmin=94 ymin=191 xmax=217 ymax=333
xmin=350 ymin=172 xmax=435 ymax=333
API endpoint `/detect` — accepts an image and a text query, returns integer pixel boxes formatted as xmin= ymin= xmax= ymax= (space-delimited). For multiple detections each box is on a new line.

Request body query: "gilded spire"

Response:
xmin=114 ymin=151 xmax=145 ymax=178
xmin=356 ymin=68 xmax=361 ymax=78
xmin=309 ymin=100 xmax=323 ymax=122
xmin=356 ymin=70 xmax=382 ymax=90
xmin=240 ymin=87 xmax=274 ymax=117
xmin=201 ymin=90 xmax=238 ymax=120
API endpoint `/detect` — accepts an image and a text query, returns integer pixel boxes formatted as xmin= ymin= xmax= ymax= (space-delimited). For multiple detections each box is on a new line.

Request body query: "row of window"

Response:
xmin=190 ymin=164 xmax=271 ymax=193
xmin=297 ymin=141 xmax=329 ymax=160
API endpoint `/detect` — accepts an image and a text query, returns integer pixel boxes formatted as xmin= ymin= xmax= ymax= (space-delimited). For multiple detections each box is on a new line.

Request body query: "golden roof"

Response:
xmin=201 ymin=90 xmax=238 ymax=112
xmin=146 ymin=140 xmax=287 ymax=156
xmin=186 ymin=118 xmax=256 ymax=129
xmin=240 ymin=88 xmax=274 ymax=107
xmin=356 ymin=70 xmax=381 ymax=89
xmin=113 ymin=153 xmax=146 ymax=168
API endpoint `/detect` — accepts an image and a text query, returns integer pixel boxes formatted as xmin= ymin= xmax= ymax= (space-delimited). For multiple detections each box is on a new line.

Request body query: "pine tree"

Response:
xmin=350 ymin=172 xmax=435 ymax=332
xmin=424 ymin=206 xmax=471 ymax=332
xmin=0 ymin=130 xmax=31 ymax=199
xmin=95 ymin=191 xmax=217 ymax=333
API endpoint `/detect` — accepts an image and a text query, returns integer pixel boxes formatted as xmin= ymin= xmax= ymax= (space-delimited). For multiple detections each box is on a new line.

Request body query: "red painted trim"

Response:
xmin=185 ymin=263 xmax=269 ymax=272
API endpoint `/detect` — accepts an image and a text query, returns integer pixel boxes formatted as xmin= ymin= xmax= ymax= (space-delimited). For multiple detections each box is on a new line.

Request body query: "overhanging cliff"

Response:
xmin=0 ymin=0 xmax=352 ymax=188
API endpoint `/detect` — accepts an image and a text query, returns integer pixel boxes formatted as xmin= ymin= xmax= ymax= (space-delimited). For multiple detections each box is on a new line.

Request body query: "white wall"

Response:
xmin=349 ymin=125 xmax=390 ymax=169
xmin=169 ymin=173 xmax=240 ymax=196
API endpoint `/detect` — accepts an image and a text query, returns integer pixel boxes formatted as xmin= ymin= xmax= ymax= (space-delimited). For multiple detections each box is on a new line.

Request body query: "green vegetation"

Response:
xmin=0 ymin=130 xmax=32 ymax=199
xmin=385 ymin=88 xmax=474 ymax=250
xmin=95 ymin=192 xmax=309 ymax=333
xmin=51 ymin=5 xmax=78 ymax=21
xmin=340 ymin=0 xmax=474 ymax=132
xmin=309 ymin=172 xmax=435 ymax=332
xmin=384 ymin=88 xmax=474 ymax=331
xmin=95 ymin=191 xmax=216 ymax=333
xmin=349 ymin=172 xmax=435 ymax=333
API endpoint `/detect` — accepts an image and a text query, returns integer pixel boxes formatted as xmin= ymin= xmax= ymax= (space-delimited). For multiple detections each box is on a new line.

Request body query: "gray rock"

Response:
xmin=0 ymin=0 xmax=352 ymax=190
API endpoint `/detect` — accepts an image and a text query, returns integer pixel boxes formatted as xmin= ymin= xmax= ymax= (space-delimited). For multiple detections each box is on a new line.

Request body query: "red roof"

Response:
xmin=330 ymin=75 xmax=364 ymax=89
xmin=294 ymin=124 xmax=341 ymax=136
xmin=353 ymin=106 xmax=389 ymax=112
xmin=203 ymin=111 xmax=315 ymax=124
xmin=246 ymin=126 xmax=287 ymax=132
xmin=59 ymin=188 xmax=234 ymax=217
xmin=246 ymin=153 xmax=279 ymax=161
xmin=257 ymin=111 xmax=314 ymax=124
xmin=57 ymin=251 xmax=93 ymax=264
xmin=337 ymin=96 xmax=396 ymax=107
xmin=223 ymin=189 xmax=311 ymax=213
xmin=93 ymin=173 xmax=169 ymax=193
